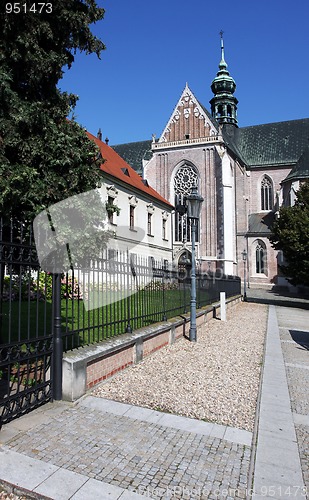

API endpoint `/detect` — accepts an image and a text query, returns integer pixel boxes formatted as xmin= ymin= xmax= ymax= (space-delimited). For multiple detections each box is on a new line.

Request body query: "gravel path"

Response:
xmin=93 ymin=302 xmax=267 ymax=432
xmin=0 ymin=489 xmax=28 ymax=500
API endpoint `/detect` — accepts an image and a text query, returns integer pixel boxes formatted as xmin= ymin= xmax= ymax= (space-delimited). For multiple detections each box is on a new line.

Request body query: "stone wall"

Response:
xmin=62 ymin=295 xmax=241 ymax=401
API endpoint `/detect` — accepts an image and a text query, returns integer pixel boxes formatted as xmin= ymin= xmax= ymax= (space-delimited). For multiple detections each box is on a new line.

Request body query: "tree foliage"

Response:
xmin=270 ymin=181 xmax=309 ymax=286
xmin=0 ymin=0 xmax=106 ymax=222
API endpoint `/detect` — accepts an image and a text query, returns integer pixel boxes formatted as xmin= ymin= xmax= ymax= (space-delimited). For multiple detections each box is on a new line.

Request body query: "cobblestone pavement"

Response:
xmin=1 ymin=294 xmax=308 ymax=500
xmin=277 ymin=306 xmax=309 ymax=496
xmin=5 ymin=401 xmax=251 ymax=499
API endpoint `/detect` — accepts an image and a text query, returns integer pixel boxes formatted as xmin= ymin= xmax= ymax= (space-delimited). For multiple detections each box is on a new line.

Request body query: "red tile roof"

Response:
xmin=87 ymin=131 xmax=173 ymax=208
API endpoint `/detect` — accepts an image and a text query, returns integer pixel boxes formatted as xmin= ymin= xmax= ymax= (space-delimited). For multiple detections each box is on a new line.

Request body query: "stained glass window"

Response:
xmin=174 ymin=165 xmax=199 ymax=243
xmin=261 ymin=176 xmax=273 ymax=211
xmin=255 ymin=241 xmax=266 ymax=274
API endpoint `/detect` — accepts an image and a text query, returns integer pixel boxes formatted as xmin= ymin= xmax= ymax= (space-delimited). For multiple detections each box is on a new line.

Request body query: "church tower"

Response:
xmin=210 ymin=33 xmax=238 ymax=126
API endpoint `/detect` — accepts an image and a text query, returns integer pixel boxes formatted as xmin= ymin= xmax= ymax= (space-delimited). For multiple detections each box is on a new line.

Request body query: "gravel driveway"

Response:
xmin=93 ymin=302 xmax=268 ymax=432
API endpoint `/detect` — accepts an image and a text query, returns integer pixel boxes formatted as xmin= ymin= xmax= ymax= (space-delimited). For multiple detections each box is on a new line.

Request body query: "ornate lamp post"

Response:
xmin=241 ymin=249 xmax=247 ymax=301
xmin=186 ymin=187 xmax=204 ymax=342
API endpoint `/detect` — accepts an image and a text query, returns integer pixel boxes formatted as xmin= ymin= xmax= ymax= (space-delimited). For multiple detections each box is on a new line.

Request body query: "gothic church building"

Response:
xmin=113 ymin=38 xmax=309 ymax=288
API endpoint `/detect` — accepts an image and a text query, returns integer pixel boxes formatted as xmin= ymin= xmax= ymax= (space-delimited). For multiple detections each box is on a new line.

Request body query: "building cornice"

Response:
xmin=152 ymin=135 xmax=223 ymax=152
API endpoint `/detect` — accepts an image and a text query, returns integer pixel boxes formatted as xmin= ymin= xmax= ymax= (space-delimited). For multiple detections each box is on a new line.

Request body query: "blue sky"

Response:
xmin=59 ymin=0 xmax=309 ymax=145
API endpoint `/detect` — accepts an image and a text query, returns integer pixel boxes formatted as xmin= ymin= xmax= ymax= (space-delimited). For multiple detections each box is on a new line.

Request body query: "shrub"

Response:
xmin=1 ymin=271 xmax=82 ymax=301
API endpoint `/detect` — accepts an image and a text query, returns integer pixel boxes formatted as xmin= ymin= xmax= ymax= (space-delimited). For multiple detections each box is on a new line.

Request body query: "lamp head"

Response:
xmin=186 ymin=186 xmax=204 ymax=220
xmin=241 ymin=249 xmax=247 ymax=261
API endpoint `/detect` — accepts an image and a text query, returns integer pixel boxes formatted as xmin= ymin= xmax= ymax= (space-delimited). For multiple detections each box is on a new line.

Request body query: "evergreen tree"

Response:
xmin=270 ymin=181 xmax=309 ymax=286
xmin=0 ymin=0 xmax=106 ymax=222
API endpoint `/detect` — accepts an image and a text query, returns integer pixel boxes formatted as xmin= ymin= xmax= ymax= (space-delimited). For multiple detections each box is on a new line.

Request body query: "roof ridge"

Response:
xmin=111 ymin=139 xmax=152 ymax=147
xmin=239 ymin=117 xmax=309 ymax=130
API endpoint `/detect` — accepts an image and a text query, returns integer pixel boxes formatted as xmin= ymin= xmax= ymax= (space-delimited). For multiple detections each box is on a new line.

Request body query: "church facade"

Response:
xmin=113 ymin=38 xmax=309 ymax=288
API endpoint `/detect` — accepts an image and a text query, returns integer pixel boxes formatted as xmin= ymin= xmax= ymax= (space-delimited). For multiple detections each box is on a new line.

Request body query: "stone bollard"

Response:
xmin=220 ymin=292 xmax=226 ymax=321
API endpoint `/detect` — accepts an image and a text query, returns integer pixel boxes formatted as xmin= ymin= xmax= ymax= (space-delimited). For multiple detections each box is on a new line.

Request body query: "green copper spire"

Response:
xmin=219 ymin=30 xmax=227 ymax=70
xmin=210 ymin=32 xmax=238 ymax=127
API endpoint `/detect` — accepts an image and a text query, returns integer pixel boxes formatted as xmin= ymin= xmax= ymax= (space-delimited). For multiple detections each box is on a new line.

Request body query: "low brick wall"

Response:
xmin=87 ymin=345 xmax=134 ymax=389
xmin=143 ymin=330 xmax=170 ymax=358
xmin=62 ymin=295 xmax=241 ymax=401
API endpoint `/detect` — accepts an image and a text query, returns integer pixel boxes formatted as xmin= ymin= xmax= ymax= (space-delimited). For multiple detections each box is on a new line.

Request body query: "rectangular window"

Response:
xmin=129 ymin=205 xmax=135 ymax=229
xmin=148 ymin=256 xmax=155 ymax=271
xmin=162 ymin=219 xmax=167 ymax=240
xmin=130 ymin=253 xmax=137 ymax=277
xmin=107 ymin=196 xmax=114 ymax=223
xmin=147 ymin=213 xmax=152 ymax=235
xmin=108 ymin=248 xmax=117 ymax=273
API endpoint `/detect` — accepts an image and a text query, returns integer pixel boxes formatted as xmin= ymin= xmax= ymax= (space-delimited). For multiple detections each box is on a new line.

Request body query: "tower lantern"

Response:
xmin=210 ymin=33 xmax=238 ymax=126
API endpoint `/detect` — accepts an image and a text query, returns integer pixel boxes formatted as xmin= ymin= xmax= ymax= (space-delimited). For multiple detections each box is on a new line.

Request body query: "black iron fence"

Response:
xmin=0 ymin=218 xmax=241 ymax=425
xmin=61 ymin=255 xmax=241 ymax=351
xmin=0 ymin=220 xmax=53 ymax=427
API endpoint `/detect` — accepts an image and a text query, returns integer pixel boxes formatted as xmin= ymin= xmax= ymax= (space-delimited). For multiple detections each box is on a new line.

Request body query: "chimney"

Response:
xmin=97 ymin=128 xmax=102 ymax=141
xmin=105 ymin=137 xmax=109 ymax=145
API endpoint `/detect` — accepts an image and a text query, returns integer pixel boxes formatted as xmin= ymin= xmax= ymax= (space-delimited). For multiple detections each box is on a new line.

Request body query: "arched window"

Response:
xmin=174 ymin=164 xmax=199 ymax=243
xmin=261 ymin=176 xmax=273 ymax=211
xmin=217 ymin=105 xmax=223 ymax=118
xmin=255 ymin=241 xmax=267 ymax=274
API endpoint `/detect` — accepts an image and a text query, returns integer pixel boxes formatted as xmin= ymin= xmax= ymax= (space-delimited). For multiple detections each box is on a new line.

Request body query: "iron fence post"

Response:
xmin=243 ymin=260 xmax=247 ymax=301
xmin=52 ymin=272 xmax=63 ymax=400
xmin=126 ymin=250 xmax=132 ymax=333
xmin=197 ymin=270 xmax=200 ymax=309
xmin=162 ymin=267 xmax=167 ymax=321
xmin=126 ymin=294 xmax=132 ymax=333
xmin=189 ymin=221 xmax=197 ymax=342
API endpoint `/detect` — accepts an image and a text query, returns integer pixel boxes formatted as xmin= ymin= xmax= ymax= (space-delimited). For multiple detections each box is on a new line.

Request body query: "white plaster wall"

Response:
xmin=99 ymin=179 xmax=173 ymax=262
xmin=219 ymin=149 xmax=235 ymax=275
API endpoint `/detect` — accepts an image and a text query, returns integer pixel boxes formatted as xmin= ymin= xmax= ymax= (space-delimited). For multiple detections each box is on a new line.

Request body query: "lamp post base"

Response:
xmin=189 ymin=328 xmax=197 ymax=342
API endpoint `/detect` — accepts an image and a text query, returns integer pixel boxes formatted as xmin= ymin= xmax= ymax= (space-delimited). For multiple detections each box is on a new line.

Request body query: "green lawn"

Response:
xmin=0 ymin=287 xmax=205 ymax=351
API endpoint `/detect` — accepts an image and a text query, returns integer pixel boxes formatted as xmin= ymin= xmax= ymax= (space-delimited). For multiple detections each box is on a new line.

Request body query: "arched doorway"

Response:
xmin=178 ymin=251 xmax=192 ymax=282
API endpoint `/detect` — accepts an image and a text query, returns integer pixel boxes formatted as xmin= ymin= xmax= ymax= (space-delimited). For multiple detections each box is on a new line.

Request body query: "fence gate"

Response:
xmin=0 ymin=220 xmax=53 ymax=428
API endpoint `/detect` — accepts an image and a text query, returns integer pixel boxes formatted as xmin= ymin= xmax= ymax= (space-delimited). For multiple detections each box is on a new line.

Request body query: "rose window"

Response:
xmin=174 ymin=165 xmax=198 ymax=195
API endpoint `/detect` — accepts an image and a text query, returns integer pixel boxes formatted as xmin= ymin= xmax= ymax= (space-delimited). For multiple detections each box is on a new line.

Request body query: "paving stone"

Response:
xmin=0 ymin=448 xmax=58 ymax=490
xmin=4 ymin=400 xmax=252 ymax=497
xmin=6 ymin=301 xmax=308 ymax=499
xmin=278 ymin=314 xmax=309 ymax=491
xmin=70 ymin=478 xmax=124 ymax=499
xmin=253 ymin=305 xmax=308 ymax=499
xmin=33 ymin=467 xmax=88 ymax=499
